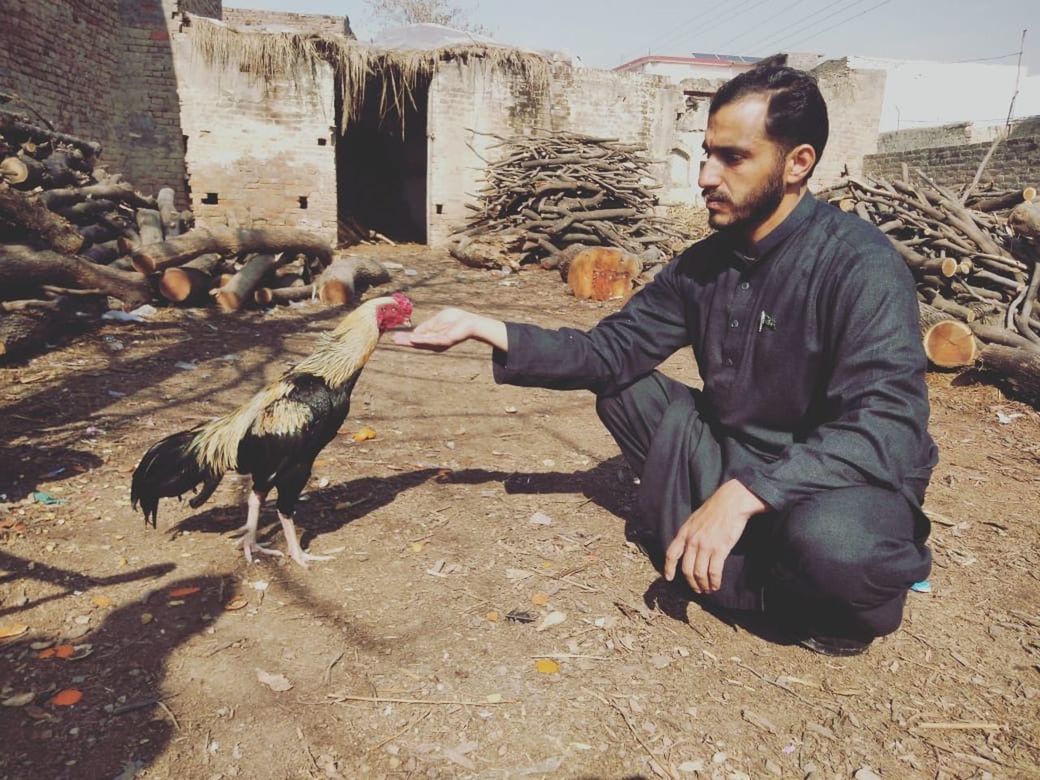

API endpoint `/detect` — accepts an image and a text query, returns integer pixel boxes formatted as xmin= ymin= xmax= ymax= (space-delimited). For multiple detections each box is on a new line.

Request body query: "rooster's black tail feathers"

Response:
xmin=131 ymin=429 xmax=222 ymax=528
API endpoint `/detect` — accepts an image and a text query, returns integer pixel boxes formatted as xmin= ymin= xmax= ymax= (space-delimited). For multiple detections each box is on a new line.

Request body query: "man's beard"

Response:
xmin=705 ymin=161 xmax=786 ymax=234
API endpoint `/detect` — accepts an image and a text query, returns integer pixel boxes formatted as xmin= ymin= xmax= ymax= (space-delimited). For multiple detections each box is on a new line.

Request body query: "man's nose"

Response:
xmin=698 ymin=157 xmax=721 ymax=188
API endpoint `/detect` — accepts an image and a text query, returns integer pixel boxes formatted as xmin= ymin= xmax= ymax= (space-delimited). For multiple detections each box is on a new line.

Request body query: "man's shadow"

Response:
xmin=0 ymin=573 xmax=234 ymax=779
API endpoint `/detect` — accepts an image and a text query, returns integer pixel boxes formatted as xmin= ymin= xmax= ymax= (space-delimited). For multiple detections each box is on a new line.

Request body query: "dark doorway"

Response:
xmin=336 ymin=72 xmax=429 ymax=244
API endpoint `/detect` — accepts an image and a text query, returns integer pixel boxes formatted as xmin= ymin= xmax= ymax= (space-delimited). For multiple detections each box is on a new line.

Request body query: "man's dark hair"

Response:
xmin=709 ymin=59 xmax=829 ymax=178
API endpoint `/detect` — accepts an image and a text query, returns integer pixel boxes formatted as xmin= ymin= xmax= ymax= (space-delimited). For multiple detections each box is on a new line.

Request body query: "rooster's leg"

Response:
xmin=278 ymin=512 xmax=333 ymax=568
xmin=233 ymin=490 xmax=284 ymax=563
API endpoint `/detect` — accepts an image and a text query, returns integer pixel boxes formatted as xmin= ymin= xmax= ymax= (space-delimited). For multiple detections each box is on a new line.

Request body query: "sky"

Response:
xmin=227 ymin=0 xmax=1039 ymax=73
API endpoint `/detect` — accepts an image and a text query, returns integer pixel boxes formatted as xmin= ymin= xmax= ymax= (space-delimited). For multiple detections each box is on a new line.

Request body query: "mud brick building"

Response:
xmin=1 ymin=1 xmax=895 ymax=248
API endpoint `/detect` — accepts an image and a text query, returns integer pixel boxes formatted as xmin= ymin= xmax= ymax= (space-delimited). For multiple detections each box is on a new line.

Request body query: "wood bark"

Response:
xmin=136 ymin=208 xmax=164 ymax=247
xmin=131 ymin=226 xmax=334 ymax=274
xmin=316 ymin=255 xmax=392 ymax=305
xmin=976 ymin=343 xmax=1040 ymax=405
xmin=0 ymin=185 xmax=84 ymax=254
xmin=256 ymin=283 xmax=316 ymax=305
xmin=0 ymin=245 xmax=152 ymax=307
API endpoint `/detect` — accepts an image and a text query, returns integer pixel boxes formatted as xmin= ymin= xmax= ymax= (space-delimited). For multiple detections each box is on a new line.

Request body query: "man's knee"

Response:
xmin=779 ymin=487 xmax=926 ymax=609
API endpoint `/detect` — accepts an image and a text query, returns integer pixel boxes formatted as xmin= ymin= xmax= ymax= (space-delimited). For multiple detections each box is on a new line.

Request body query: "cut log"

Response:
xmin=971 ymin=186 xmax=1036 ymax=213
xmin=158 ymin=253 xmax=223 ymax=303
xmin=1008 ymin=199 xmax=1040 ymax=243
xmin=81 ymin=240 xmax=121 ymax=265
xmin=316 ymin=256 xmax=391 ymax=305
xmin=157 ymin=187 xmax=181 ymax=238
xmin=131 ymin=226 xmax=335 ymax=274
xmin=0 ymin=294 xmax=105 ymax=361
xmin=38 ymin=182 xmax=157 ymax=211
xmin=976 ymin=343 xmax=1040 ymax=406
xmin=929 ymin=294 xmax=976 ymax=322
xmin=565 ymin=247 xmax=642 ymax=301
xmin=256 ymin=283 xmax=316 ymax=306
xmin=213 ymin=253 xmax=278 ymax=312
xmin=0 ymin=245 xmax=152 ymax=307
xmin=0 ymin=109 xmax=102 ymax=157
xmin=969 ymin=322 xmax=1040 ymax=354
xmin=0 ymin=156 xmax=28 ymax=185
xmin=56 ymin=198 xmax=116 ymax=225
xmin=923 ymin=319 xmax=978 ymax=368
xmin=448 ymin=234 xmax=521 ymax=272
xmin=0 ymin=186 xmax=84 ymax=254
xmin=136 ymin=208 xmax=164 ymax=247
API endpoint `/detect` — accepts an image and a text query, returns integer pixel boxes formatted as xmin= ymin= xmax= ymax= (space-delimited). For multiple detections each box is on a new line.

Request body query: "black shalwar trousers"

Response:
xmin=595 ymin=371 xmax=932 ymax=640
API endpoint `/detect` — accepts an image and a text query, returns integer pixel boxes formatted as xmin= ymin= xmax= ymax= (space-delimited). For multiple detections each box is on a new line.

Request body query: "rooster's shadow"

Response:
xmin=167 ymin=467 xmax=443 ymax=544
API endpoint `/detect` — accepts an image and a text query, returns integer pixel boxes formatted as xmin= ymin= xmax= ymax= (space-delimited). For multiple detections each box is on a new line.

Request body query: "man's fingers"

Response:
xmin=663 ymin=529 xmax=688 ymax=581
xmin=707 ymin=553 xmax=726 ymax=593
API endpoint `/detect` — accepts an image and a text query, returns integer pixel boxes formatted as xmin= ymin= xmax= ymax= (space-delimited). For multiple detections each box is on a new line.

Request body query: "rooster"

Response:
xmin=131 ymin=293 xmax=413 ymax=567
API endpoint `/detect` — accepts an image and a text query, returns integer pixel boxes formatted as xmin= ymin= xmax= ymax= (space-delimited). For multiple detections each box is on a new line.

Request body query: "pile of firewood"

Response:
xmin=0 ymin=103 xmax=386 ymax=361
xmin=820 ymin=169 xmax=1040 ymax=404
xmin=450 ymin=130 xmax=686 ymax=279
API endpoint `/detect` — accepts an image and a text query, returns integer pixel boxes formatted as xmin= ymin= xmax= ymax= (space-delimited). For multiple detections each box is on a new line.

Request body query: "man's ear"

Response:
xmin=785 ymin=143 xmax=816 ymax=185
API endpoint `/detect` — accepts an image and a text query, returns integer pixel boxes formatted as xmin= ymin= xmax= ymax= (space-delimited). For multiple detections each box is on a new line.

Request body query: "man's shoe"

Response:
xmin=798 ymin=634 xmax=872 ymax=657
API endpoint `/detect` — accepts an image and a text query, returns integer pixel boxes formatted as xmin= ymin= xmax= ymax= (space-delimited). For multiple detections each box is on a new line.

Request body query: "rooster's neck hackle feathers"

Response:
xmin=189 ymin=297 xmax=391 ymax=473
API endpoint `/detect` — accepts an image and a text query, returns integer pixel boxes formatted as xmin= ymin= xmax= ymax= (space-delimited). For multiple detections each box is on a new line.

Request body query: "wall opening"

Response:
xmin=335 ymin=71 xmax=430 ymax=244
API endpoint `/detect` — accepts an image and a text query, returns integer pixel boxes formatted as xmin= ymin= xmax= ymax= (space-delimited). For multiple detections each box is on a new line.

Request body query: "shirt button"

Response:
xmin=740 ymin=281 xmax=750 ymax=290
xmin=729 ymin=319 xmax=739 ymax=328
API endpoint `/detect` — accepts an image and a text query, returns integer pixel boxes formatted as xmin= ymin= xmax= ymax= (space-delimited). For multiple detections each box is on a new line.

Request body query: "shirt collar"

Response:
xmin=730 ymin=191 xmax=817 ymax=267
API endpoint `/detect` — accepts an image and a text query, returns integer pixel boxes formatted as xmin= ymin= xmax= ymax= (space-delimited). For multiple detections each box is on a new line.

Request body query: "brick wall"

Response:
xmin=171 ymin=29 xmax=338 ymax=240
xmin=427 ymin=61 xmax=682 ymax=246
xmin=864 ymin=130 xmax=1040 ymax=192
xmin=0 ymin=0 xmax=206 ymax=207
xmin=222 ymin=7 xmax=351 ymax=37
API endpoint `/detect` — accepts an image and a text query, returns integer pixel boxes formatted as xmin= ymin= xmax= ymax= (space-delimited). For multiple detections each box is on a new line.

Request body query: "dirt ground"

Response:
xmin=1 ymin=245 xmax=1039 ymax=780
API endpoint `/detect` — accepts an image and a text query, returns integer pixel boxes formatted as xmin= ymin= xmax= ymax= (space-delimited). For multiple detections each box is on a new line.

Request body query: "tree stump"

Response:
xmin=563 ymin=246 xmax=642 ymax=301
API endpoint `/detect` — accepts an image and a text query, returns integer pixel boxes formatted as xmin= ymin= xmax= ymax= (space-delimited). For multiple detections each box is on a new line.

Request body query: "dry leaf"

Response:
xmin=1 ymin=692 xmax=35 ymax=707
xmin=352 ymin=426 xmax=377 ymax=443
xmin=485 ymin=611 xmax=501 ymax=622
xmin=531 ymin=593 xmax=550 ymax=606
xmin=409 ymin=541 xmax=428 ymax=553
xmin=0 ymin=623 xmax=29 ymax=640
xmin=256 ymin=668 xmax=293 ymax=692
xmin=39 ymin=645 xmax=75 ymax=660
xmin=50 ymin=689 xmax=83 ymax=706
xmin=140 ymin=613 xmax=154 ymax=625
xmin=536 ymin=611 xmax=567 ymax=632
xmin=535 ymin=659 xmax=560 ymax=674
xmin=224 ymin=597 xmax=248 ymax=611
xmin=91 ymin=595 xmax=113 ymax=608
xmin=168 ymin=586 xmax=200 ymax=598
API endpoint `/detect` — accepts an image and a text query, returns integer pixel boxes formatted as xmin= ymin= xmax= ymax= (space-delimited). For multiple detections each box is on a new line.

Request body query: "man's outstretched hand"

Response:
xmin=663 ymin=479 xmax=768 ymax=594
xmin=392 ymin=307 xmax=508 ymax=352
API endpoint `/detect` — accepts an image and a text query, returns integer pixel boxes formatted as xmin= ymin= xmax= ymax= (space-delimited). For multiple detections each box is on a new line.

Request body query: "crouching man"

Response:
xmin=395 ymin=61 xmax=936 ymax=656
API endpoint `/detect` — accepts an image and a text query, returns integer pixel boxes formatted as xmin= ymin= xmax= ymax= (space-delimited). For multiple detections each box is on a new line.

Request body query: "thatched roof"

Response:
xmin=188 ymin=16 xmax=552 ymax=130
